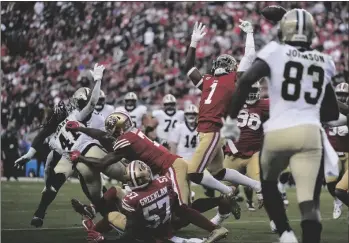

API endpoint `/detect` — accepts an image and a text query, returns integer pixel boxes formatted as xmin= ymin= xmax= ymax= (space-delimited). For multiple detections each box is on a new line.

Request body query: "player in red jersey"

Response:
xmin=183 ymin=21 xmax=262 ymax=217
xmin=71 ymin=160 xmax=228 ymax=243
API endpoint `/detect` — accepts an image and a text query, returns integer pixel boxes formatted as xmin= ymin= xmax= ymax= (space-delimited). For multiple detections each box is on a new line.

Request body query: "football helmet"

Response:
xmin=163 ymin=94 xmax=177 ymax=116
xmin=124 ymin=92 xmax=138 ymax=112
xmin=246 ymin=82 xmax=260 ymax=105
xmin=95 ymin=90 xmax=106 ymax=112
xmin=279 ymin=9 xmax=315 ymax=45
xmin=72 ymin=87 xmax=91 ymax=111
xmin=105 ymin=111 xmax=133 ymax=137
xmin=211 ymin=54 xmax=237 ymax=76
xmin=335 ymin=82 xmax=349 ymax=104
xmin=124 ymin=160 xmax=153 ymax=190
xmin=184 ymin=104 xmax=199 ymax=126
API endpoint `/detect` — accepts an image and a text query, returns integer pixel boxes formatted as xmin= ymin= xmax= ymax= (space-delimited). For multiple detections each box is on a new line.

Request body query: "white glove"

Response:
xmin=238 ymin=19 xmax=253 ymax=34
xmin=89 ymin=63 xmax=105 ymax=81
xmin=220 ymin=117 xmax=241 ymax=142
xmin=190 ymin=22 xmax=206 ymax=48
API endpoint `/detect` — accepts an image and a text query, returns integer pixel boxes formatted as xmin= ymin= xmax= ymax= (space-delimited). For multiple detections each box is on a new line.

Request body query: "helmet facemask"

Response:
xmin=95 ymin=97 xmax=106 ymax=112
xmin=124 ymin=99 xmax=137 ymax=112
xmin=164 ymin=102 xmax=176 ymax=116
xmin=211 ymin=54 xmax=237 ymax=76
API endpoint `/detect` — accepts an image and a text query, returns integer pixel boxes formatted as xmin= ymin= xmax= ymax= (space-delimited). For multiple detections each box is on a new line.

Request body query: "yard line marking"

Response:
xmin=1 ymin=218 xmax=342 ymax=231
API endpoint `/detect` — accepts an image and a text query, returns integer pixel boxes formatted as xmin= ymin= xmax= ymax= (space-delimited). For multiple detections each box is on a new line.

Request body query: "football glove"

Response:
xmin=238 ymin=19 xmax=253 ymax=34
xmin=190 ymin=22 xmax=207 ymax=47
xmin=87 ymin=230 xmax=105 ymax=243
xmin=66 ymin=120 xmax=80 ymax=131
xmin=70 ymin=150 xmax=81 ymax=164
xmin=220 ymin=117 xmax=240 ymax=142
xmin=89 ymin=63 xmax=105 ymax=81
xmin=14 ymin=156 xmax=31 ymax=170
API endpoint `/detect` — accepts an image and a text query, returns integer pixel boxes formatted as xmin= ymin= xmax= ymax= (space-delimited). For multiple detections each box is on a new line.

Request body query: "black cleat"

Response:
xmin=31 ymin=216 xmax=44 ymax=228
xmin=71 ymin=198 xmax=96 ymax=219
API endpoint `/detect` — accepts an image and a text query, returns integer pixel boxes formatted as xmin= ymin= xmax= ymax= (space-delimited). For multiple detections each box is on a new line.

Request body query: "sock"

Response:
xmin=35 ymin=190 xmax=58 ymax=218
xmin=301 ymin=220 xmax=322 ymax=243
xmin=277 ymin=181 xmax=286 ymax=194
xmin=192 ymin=197 xmax=221 ymax=213
xmin=190 ymin=172 xmax=232 ymax=194
xmin=219 ymin=169 xmax=261 ymax=191
xmin=262 ymin=180 xmax=291 ymax=236
xmin=211 ymin=212 xmax=230 ymax=225
xmin=176 ymin=204 xmax=216 ymax=232
xmin=335 ymin=189 xmax=349 ymax=207
xmin=326 ymin=181 xmax=337 ymax=199
xmin=244 ymin=186 xmax=253 ymax=203
xmin=93 ymin=217 xmax=113 ymax=233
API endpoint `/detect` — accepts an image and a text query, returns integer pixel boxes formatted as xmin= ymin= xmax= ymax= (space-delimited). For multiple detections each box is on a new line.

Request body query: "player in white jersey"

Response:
xmin=169 ymin=104 xmax=199 ymax=161
xmin=152 ymin=94 xmax=184 ymax=142
xmin=221 ymin=9 xmax=340 ymax=243
xmin=115 ymin=92 xmax=148 ymax=129
xmin=95 ymin=90 xmax=114 ymax=119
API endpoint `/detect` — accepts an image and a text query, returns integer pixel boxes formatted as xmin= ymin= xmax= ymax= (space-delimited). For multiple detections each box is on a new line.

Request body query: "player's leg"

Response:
xmin=335 ymin=156 xmax=348 ymax=207
xmin=188 ymin=132 xmax=232 ymax=194
xmin=168 ymin=158 xmax=190 ymax=205
xmin=289 ymin=126 xmax=323 ymax=243
xmin=278 ymin=168 xmax=291 ymax=206
xmin=260 ymin=130 xmax=295 ymax=241
xmin=245 ymin=152 xmax=264 ymax=208
xmin=31 ymin=153 xmax=73 ymax=227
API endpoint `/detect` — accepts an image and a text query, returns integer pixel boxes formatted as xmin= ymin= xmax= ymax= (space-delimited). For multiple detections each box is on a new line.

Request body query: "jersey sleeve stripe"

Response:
xmin=113 ymin=139 xmax=131 ymax=150
xmin=195 ymin=78 xmax=203 ymax=88
xmin=122 ymin=200 xmax=135 ymax=212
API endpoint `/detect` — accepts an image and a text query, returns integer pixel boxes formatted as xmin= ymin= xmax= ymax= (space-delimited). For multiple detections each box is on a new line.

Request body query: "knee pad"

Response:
xmin=213 ymin=168 xmax=226 ymax=180
xmin=107 ymin=212 xmax=126 ymax=234
xmin=188 ymin=173 xmax=204 ymax=184
xmin=299 ymin=200 xmax=321 ymax=222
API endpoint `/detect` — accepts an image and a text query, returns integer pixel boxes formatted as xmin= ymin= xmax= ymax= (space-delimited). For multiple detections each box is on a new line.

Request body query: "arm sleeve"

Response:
xmin=325 ymin=113 xmax=347 ymax=127
xmin=237 ymin=32 xmax=256 ymax=72
xmin=76 ymin=79 xmax=101 ymax=121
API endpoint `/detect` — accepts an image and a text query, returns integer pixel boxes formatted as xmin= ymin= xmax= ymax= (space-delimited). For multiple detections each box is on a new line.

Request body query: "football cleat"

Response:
xmin=82 ymin=218 xmax=95 ymax=231
xmin=246 ymin=201 xmax=256 ymax=211
xmin=87 ymin=229 xmax=105 ymax=243
xmin=279 ymin=231 xmax=298 ymax=243
xmin=203 ymin=226 xmax=229 ymax=243
xmin=333 ymin=200 xmax=343 ymax=219
xmin=30 ymin=216 xmax=44 ymax=228
xmin=270 ymin=220 xmax=277 ymax=233
xmin=256 ymin=190 xmax=264 ymax=209
xmin=71 ymin=198 xmax=96 ymax=220
xmin=222 ymin=192 xmax=241 ymax=220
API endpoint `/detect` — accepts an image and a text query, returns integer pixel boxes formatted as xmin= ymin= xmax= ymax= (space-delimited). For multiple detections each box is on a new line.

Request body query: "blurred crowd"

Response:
xmin=1 ymin=2 xmax=348 ymax=177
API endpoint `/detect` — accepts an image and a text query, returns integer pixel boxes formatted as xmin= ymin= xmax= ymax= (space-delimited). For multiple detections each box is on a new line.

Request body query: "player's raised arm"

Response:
xmin=76 ymin=64 xmax=105 ymax=121
xmin=237 ymin=19 xmax=256 ymax=78
xmin=184 ymin=22 xmax=206 ymax=88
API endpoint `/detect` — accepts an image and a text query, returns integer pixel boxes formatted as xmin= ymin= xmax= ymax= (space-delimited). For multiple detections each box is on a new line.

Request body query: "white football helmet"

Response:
xmin=124 ymin=92 xmax=138 ymax=112
xmin=95 ymin=90 xmax=106 ymax=112
xmin=72 ymin=87 xmax=91 ymax=110
xmin=184 ymin=104 xmax=199 ymax=125
xmin=246 ymin=82 xmax=260 ymax=105
xmin=163 ymin=94 xmax=177 ymax=116
xmin=335 ymin=82 xmax=349 ymax=104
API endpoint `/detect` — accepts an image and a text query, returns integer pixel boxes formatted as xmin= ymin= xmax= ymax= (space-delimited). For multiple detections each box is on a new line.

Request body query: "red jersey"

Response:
xmin=112 ymin=128 xmax=179 ymax=175
xmin=122 ymin=176 xmax=177 ymax=241
xmin=197 ymin=72 xmax=237 ymax=133
xmin=325 ymin=126 xmax=349 ymax=153
xmin=225 ymin=99 xmax=269 ymax=157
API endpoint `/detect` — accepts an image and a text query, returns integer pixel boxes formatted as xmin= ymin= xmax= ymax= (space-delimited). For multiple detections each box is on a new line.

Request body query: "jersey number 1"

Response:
xmin=281 ymin=61 xmax=324 ymax=104
xmin=204 ymin=82 xmax=218 ymax=104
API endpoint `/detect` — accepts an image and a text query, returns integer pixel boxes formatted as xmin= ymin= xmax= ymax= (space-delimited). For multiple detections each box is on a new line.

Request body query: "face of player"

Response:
xmin=164 ymin=103 xmax=176 ymax=116
xmin=125 ymin=99 xmax=137 ymax=112
xmin=185 ymin=113 xmax=197 ymax=126
xmin=95 ymin=97 xmax=105 ymax=112
xmin=259 ymin=79 xmax=268 ymax=99
xmin=336 ymin=92 xmax=349 ymax=104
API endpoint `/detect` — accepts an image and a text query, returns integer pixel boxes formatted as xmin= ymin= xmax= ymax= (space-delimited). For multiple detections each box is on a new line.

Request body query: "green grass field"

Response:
xmin=1 ymin=181 xmax=348 ymax=243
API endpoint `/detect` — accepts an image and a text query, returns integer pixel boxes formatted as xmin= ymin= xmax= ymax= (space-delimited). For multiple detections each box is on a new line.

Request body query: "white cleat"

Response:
xmin=279 ymin=231 xmax=298 ymax=243
xmin=333 ymin=201 xmax=342 ymax=219
xmin=270 ymin=220 xmax=277 ymax=233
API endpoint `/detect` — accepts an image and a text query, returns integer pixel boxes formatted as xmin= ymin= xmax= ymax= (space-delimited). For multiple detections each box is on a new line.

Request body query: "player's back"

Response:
xmin=258 ymin=41 xmax=336 ymax=132
xmin=153 ymin=109 xmax=184 ymax=142
xmin=198 ymin=72 xmax=236 ymax=132
xmin=122 ymin=176 xmax=176 ymax=239
xmin=170 ymin=122 xmax=198 ymax=161
xmin=114 ymin=128 xmax=178 ymax=174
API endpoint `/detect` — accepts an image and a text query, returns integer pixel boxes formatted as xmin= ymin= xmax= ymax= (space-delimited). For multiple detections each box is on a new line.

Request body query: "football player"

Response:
xmin=115 ymin=92 xmax=148 ymax=129
xmin=222 ymin=9 xmax=340 ymax=243
xmin=168 ymin=104 xmax=199 ymax=161
xmin=95 ymin=90 xmax=114 ymax=119
xmin=151 ymin=94 xmax=184 ymax=143
xmin=325 ymin=82 xmax=349 ymax=219
xmin=184 ymin=21 xmax=262 ymax=219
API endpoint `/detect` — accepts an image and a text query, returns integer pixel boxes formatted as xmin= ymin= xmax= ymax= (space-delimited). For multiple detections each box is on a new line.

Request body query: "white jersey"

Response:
xmin=257 ymin=41 xmax=336 ymax=132
xmin=168 ymin=122 xmax=199 ymax=161
xmin=49 ymin=110 xmax=104 ymax=154
xmin=115 ymin=105 xmax=147 ymax=129
xmin=97 ymin=104 xmax=114 ymax=119
xmin=152 ymin=110 xmax=184 ymax=142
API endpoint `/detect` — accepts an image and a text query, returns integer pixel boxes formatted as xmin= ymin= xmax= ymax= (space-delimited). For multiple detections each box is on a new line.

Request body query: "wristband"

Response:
xmin=190 ymin=40 xmax=198 ymax=48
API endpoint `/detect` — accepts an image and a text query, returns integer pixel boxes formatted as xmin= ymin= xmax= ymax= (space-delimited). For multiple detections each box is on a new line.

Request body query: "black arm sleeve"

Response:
xmin=320 ymin=83 xmax=340 ymax=122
